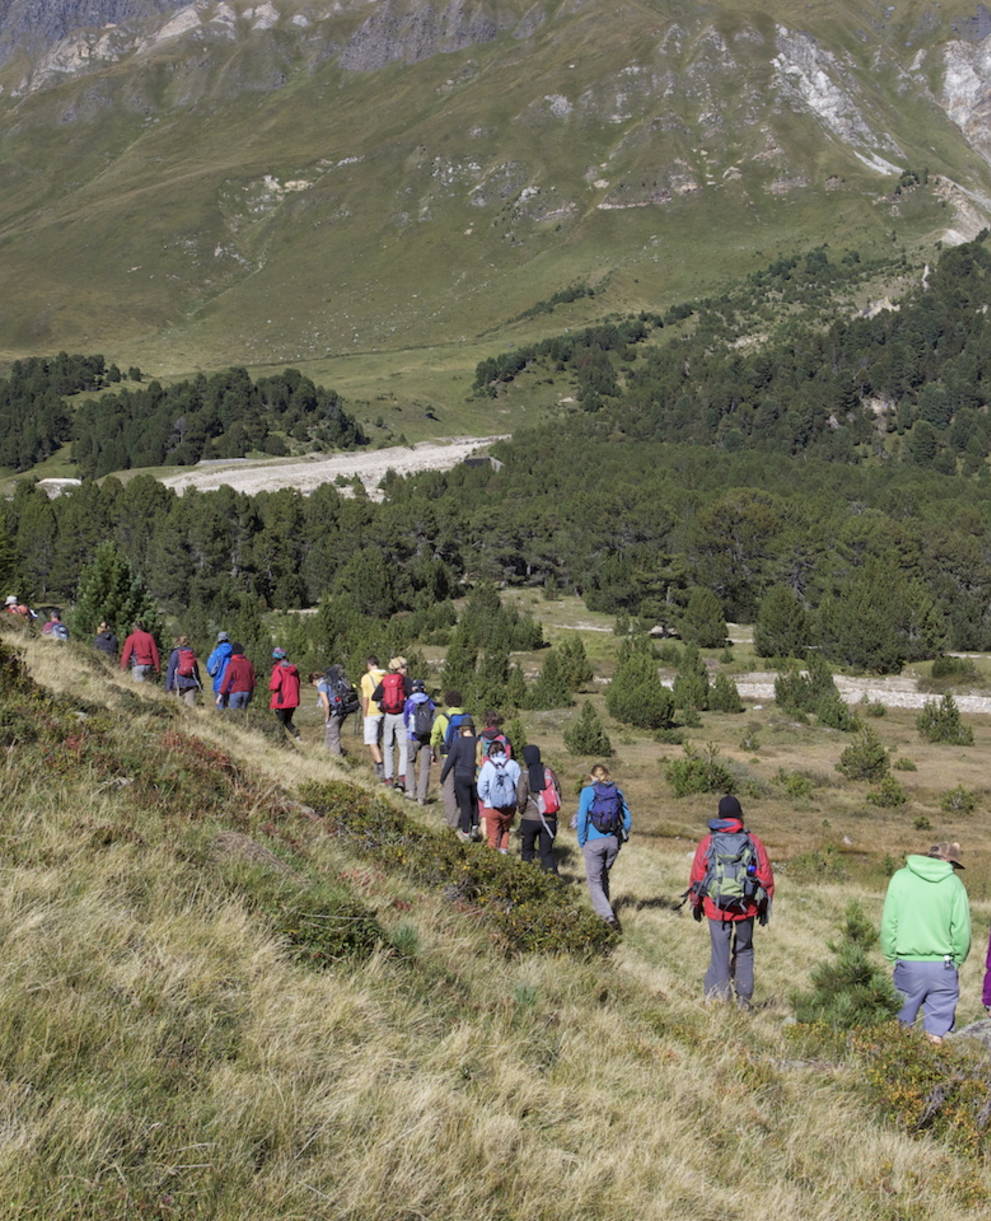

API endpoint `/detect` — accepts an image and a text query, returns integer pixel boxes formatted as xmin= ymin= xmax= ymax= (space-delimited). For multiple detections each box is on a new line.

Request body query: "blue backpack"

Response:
xmin=443 ymin=711 xmax=472 ymax=753
xmin=588 ymin=782 xmax=624 ymax=835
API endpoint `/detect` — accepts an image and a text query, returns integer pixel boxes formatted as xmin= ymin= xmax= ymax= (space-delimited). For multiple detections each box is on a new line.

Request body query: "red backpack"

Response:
xmin=177 ymin=647 xmax=197 ymax=678
xmin=380 ymin=672 xmax=406 ymax=714
xmin=537 ymin=768 xmax=561 ymax=816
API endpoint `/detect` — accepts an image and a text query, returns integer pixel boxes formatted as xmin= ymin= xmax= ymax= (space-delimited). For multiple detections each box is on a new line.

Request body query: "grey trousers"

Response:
xmin=324 ymin=714 xmax=348 ymax=755
xmin=409 ymin=739 xmax=431 ymax=801
xmin=381 ymin=713 xmax=409 ymax=782
xmin=893 ymin=959 xmax=959 ymax=1036
xmin=441 ymin=770 xmax=458 ymax=828
xmin=704 ymin=917 xmax=755 ymax=1003
xmin=582 ymin=836 xmax=620 ymax=921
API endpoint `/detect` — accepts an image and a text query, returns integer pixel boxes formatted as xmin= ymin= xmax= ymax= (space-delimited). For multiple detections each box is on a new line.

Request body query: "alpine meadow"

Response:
xmin=9 ymin=2 xmax=991 ymax=1219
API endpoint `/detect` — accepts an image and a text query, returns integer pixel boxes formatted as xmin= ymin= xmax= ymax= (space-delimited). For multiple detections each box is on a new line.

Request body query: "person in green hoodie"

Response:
xmin=880 ymin=841 xmax=971 ymax=1043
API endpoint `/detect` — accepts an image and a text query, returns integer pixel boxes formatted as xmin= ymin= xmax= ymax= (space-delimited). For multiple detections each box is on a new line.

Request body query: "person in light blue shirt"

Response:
xmin=576 ymin=764 xmax=632 ymax=928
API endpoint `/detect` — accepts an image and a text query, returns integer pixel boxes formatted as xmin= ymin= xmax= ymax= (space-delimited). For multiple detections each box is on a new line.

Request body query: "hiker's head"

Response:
xmin=522 ymin=744 xmax=541 ymax=767
xmin=717 ymin=795 xmax=743 ymax=822
xmin=412 ymin=678 xmax=426 ymax=693
xmin=388 ymin=655 xmax=407 ymax=673
xmin=175 ymin=635 xmax=189 ymax=647
xmin=133 ymin=622 xmax=144 ymax=632
xmin=445 ymin=689 xmax=462 ymax=707
xmin=309 ymin=671 xmax=324 ymax=685
xmin=590 ymin=764 xmax=611 ymax=782
xmin=216 ymin=631 xmax=229 ymax=643
xmin=929 ymin=841 xmax=964 ymax=870
xmin=366 ymin=655 xmax=380 ymax=670
xmin=484 ymin=711 xmax=502 ymax=728
xmin=488 ymin=741 xmax=506 ymax=757
xmin=230 ymin=642 xmax=244 ymax=655
xmin=272 ymin=647 xmax=287 ymax=661
xmin=459 ymin=721 xmax=475 ymax=737
xmin=4 ymin=595 xmax=16 ymax=607
xmin=97 ymin=621 xmax=109 ymax=633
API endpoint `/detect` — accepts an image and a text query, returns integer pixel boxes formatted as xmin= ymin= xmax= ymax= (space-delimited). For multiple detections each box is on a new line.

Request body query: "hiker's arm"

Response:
xmin=950 ymin=880 xmax=972 ymax=967
xmin=575 ymin=788 xmax=591 ymax=846
xmin=879 ymin=878 xmax=900 ymax=961
xmin=755 ymin=835 xmax=775 ymax=900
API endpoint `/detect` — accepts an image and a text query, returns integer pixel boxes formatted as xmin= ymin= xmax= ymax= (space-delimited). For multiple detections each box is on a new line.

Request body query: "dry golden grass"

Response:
xmin=4 ymin=633 xmax=991 ymax=1217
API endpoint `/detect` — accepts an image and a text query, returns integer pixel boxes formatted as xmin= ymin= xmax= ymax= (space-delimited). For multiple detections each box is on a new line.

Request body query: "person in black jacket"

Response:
xmin=93 ymin=621 xmax=118 ymax=659
xmin=439 ymin=721 xmax=479 ymax=842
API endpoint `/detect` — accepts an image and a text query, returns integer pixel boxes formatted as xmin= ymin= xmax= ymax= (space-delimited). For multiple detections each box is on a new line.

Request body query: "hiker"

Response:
xmin=220 ymin=642 xmax=255 ymax=710
xmin=93 ymin=621 xmax=118 ymax=659
xmin=40 ymin=610 xmax=69 ymax=641
xmin=120 ymin=622 xmax=160 ymax=681
xmin=439 ymin=720 xmax=480 ymax=842
xmin=477 ymin=742 xmax=521 ymax=852
xmin=312 ymin=664 xmax=355 ymax=755
xmin=431 ymin=689 xmax=469 ymax=829
xmin=360 ymin=655 xmax=386 ymax=775
xmin=983 ymin=924 xmax=991 ymax=1015
xmin=517 ymin=744 xmax=562 ymax=873
xmin=372 ymin=656 xmax=412 ymax=792
xmin=268 ymin=648 xmax=301 ymax=737
xmin=165 ymin=635 xmax=202 ymax=706
xmin=881 ymin=841 xmax=971 ymax=1043
xmin=688 ymin=796 xmax=774 ymax=1008
xmin=404 ymin=678 xmax=436 ymax=804
xmin=476 ymin=711 xmax=512 ymax=765
xmin=4 ymin=595 xmax=37 ymax=621
xmin=206 ymin=631 xmax=234 ymax=709
xmin=576 ymin=764 xmax=632 ymax=928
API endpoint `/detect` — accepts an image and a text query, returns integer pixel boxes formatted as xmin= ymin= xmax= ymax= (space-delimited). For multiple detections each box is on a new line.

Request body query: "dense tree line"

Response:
xmin=0 ymin=353 xmax=127 ymax=470
xmin=0 ymin=361 xmax=365 ymax=477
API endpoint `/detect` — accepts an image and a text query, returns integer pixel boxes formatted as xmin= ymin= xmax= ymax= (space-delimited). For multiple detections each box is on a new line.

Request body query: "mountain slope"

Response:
xmin=1 ymin=1 xmax=991 ymax=368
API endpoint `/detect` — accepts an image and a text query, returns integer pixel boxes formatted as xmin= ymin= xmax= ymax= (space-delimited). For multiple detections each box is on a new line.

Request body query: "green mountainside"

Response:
xmin=2 ymin=0 xmax=991 ymax=371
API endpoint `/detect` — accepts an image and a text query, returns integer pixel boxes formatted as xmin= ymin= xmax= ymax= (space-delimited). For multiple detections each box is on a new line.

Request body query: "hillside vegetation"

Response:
xmin=4 ymin=623 xmax=991 ymax=1217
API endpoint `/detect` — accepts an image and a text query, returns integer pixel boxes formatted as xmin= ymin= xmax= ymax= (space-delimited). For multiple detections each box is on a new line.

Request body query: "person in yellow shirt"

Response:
xmin=360 ymin=655 xmax=386 ymax=775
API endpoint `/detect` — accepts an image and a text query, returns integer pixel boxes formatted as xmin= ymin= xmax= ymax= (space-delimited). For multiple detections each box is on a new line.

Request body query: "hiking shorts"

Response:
xmin=363 ymin=714 xmax=383 ymax=745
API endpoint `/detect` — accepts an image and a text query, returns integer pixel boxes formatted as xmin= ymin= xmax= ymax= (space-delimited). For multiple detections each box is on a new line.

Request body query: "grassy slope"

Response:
xmin=0 ymin=0 xmax=973 ymax=377
xmin=3 ymin=617 xmax=991 ymax=1216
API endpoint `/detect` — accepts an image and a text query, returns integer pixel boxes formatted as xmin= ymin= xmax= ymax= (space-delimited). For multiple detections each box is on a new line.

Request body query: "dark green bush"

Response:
xmin=941 ymin=785 xmax=978 ymax=814
xmin=917 ymin=695 xmax=974 ymax=745
xmin=223 ymin=861 xmax=383 ymax=966
xmin=815 ymin=693 xmax=860 ymax=732
xmin=664 ymin=743 xmax=734 ymax=797
xmin=866 ymin=775 xmax=907 ymax=807
xmin=836 ymin=728 xmax=889 ymax=781
xmin=791 ymin=902 xmax=900 ymax=1027
xmin=563 ymin=701 xmax=613 ymax=756
xmin=709 ymin=673 xmax=743 ymax=713
xmin=299 ymin=781 xmax=617 ymax=958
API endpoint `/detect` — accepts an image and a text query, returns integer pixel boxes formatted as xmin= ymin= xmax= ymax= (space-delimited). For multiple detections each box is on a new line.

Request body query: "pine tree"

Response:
xmin=506 ymin=715 xmax=528 ymax=755
xmin=564 ymin=701 xmax=613 ymax=757
xmin=606 ymin=638 xmax=674 ymax=729
xmin=506 ymin=664 xmax=528 ymax=708
xmin=441 ymin=627 xmax=478 ymax=693
xmin=524 ymin=650 xmax=574 ymax=710
xmin=679 ymin=586 xmax=727 ymax=648
xmin=709 ymin=672 xmax=743 ymax=713
xmin=672 ymin=644 xmax=710 ymax=712
xmin=557 ymin=633 xmax=594 ymax=690
xmin=791 ymin=903 xmax=901 ymax=1027
xmin=71 ymin=541 xmax=160 ymax=639
xmin=754 ymin=585 xmax=809 ymax=659
xmin=917 ymin=694 xmax=974 ymax=745
xmin=0 ymin=520 xmax=21 ymax=596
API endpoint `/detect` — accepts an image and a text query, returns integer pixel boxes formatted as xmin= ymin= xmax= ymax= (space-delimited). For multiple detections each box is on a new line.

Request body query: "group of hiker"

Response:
xmin=8 ymin=599 xmax=989 ymax=1031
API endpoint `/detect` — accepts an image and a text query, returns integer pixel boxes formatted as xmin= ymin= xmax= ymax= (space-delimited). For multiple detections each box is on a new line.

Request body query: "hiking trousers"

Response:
xmin=441 ymin=769 xmax=458 ymax=828
xmin=482 ymin=807 xmax=513 ymax=851
xmin=705 ymin=917 xmax=754 ymax=1003
xmin=409 ymin=739 xmax=431 ymax=801
xmin=381 ymin=713 xmax=409 ymax=782
xmin=453 ymin=776 xmax=478 ymax=835
xmin=893 ymin=959 xmax=959 ymax=1037
xmin=582 ymin=836 xmax=620 ymax=921
xmin=274 ymin=708 xmax=300 ymax=738
xmin=324 ymin=714 xmax=348 ymax=755
xmin=521 ymin=818 xmax=557 ymax=872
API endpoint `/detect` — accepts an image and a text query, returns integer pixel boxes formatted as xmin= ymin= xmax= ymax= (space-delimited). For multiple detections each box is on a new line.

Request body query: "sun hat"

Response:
xmin=929 ymin=841 xmax=964 ymax=870
xmin=272 ymin=647 xmax=287 ymax=660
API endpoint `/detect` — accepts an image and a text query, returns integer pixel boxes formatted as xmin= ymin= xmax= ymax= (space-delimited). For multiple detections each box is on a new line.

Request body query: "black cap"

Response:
xmin=717 ymin=795 xmax=743 ymax=821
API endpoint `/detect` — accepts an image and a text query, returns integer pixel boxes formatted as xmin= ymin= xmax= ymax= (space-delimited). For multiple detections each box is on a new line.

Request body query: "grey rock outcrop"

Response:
xmin=0 ymin=0 xmax=187 ymax=64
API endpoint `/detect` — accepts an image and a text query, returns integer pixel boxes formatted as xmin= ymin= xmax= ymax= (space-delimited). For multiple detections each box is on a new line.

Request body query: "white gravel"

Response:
xmin=730 ymin=672 xmax=991 ymax=714
xmin=160 ymin=436 xmax=506 ymax=499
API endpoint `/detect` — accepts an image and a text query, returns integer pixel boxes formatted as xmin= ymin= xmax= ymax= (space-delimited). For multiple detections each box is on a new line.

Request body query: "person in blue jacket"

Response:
xmin=404 ymin=679 xmax=436 ymax=805
xmin=575 ymin=764 xmax=632 ymax=928
xmin=206 ymin=631 xmax=233 ymax=709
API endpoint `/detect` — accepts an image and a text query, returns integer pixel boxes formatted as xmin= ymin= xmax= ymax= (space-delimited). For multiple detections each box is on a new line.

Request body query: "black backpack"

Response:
xmin=412 ymin=699 xmax=435 ymax=742
xmin=325 ymin=670 xmax=360 ymax=716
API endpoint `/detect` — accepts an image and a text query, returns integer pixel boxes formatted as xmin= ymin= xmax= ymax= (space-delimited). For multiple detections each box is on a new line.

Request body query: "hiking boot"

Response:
xmin=455 ymin=829 xmax=471 ymax=843
xmin=374 ymin=762 xmax=384 ymax=778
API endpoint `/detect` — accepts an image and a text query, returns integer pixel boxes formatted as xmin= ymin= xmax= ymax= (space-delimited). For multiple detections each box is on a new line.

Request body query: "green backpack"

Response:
xmin=701 ymin=830 xmax=762 ymax=914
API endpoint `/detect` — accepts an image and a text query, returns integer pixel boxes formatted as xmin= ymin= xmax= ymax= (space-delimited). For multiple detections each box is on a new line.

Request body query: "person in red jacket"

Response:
xmin=688 ymin=795 xmax=774 ymax=1009
xmin=268 ymin=647 xmax=301 ymax=737
xmin=119 ymin=623 xmax=160 ymax=682
xmin=220 ymin=643 xmax=256 ymax=711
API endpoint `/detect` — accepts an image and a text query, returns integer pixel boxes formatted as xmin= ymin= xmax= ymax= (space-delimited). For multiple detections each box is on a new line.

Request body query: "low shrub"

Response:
xmin=665 ymin=743 xmax=735 ymax=797
xmin=739 ymin=723 xmax=761 ymax=753
xmin=776 ymin=769 xmax=817 ymax=801
xmin=299 ymin=780 xmax=617 ymax=958
xmin=653 ymin=727 xmax=685 ymax=746
xmin=941 ymin=785 xmax=978 ymax=815
xmin=836 ymin=728 xmax=889 ymax=781
xmin=866 ymin=775 xmax=907 ymax=808
xmin=893 ymin=756 xmax=917 ymax=771
xmin=858 ymin=696 xmax=887 ymax=717
xmin=816 ymin=694 xmax=860 ymax=732
xmin=223 ymin=861 xmax=383 ymax=967
xmin=931 ymin=654 xmax=977 ymax=680
xmin=913 ymin=815 xmax=932 ymax=831
xmin=784 ymin=844 xmax=848 ymax=884
xmin=917 ymin=695 xmax=974 ymax=746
